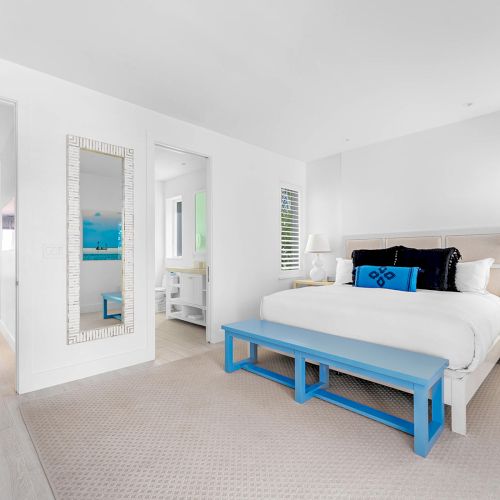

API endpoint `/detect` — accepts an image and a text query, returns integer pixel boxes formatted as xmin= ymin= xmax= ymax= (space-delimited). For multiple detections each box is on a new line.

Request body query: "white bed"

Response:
xmin=262 ymin=231 xmax=500 ymax=435
xmin=261 ymin=285 xmax=500 ymax=373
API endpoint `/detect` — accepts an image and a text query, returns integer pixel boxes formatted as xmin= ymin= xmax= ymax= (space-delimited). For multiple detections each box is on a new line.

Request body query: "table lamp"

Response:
xmin=305 ymin=233 xmax=331 ymax=281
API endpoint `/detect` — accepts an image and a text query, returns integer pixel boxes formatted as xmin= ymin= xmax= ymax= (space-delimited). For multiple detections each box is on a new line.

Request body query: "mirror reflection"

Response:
xmin=195 ymin=191 xmax=206 ymax=253
xmin=79 ymin=150 xmax=123 ymax=331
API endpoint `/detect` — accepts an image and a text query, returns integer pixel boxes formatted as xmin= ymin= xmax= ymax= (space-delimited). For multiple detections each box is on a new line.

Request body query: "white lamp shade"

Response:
xmin=305 ymin=233 xmax=331 ymax=253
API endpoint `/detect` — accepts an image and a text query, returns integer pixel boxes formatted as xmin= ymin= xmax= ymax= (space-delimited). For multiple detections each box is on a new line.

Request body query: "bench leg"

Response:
xmin=225 ymin=333 xmax=235 ymax=372
xmin=296 ymin=356 xmax=331 ymax=404
xmin=225 ymin=335 xmax=259 ymax=373
xmin=432 ymin=377 xmax=444 ymax=426
xmin=319 ymin=363 xmax=329 ymax=387
xmin=414 ymin=377 xmax=446 ymax=457
xmin=249 ymin=342 xmax=258 ymax=363
xmin=294 ymin=351 xmax=307 ymax=403
xmin=103 ymin=298 xmax=108 ymax=319
xmin=413 ymin=385 xmax=429 ymax=457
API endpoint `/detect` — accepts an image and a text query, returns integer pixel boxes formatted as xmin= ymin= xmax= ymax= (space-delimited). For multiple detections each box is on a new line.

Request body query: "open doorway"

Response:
xmin=154 ymin=144 xmax=212 ymax=363
xmin=0 ymin=98 xmax=18 ymax=393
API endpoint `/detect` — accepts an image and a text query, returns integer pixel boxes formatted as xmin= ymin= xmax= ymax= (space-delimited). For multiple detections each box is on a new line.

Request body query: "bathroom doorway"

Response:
xmin=153 ymin=144 xmax=213 ymax=363
xmin=0 ymin=97 xmax=18 ymax=392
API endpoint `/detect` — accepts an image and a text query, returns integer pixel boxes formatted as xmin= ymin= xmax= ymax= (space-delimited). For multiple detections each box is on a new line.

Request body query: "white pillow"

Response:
xmin=455 ymin=258 xmax=495 ymax=293
xmin=334 ymin=258 xmax=353 ymax=285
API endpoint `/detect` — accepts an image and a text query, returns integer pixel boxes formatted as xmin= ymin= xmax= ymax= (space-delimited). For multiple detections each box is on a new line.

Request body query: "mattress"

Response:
xmin=260 ymin=285 xmax=500 ymax=372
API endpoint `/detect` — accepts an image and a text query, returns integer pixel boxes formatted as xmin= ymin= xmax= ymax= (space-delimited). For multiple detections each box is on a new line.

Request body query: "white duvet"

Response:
xmin=260 ymin=285 xmax=500 ymax=372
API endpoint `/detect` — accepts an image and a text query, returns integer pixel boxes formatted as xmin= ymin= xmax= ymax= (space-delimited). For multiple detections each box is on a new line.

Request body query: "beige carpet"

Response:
xmin=20 ymin=344 xmax=500 ymax=499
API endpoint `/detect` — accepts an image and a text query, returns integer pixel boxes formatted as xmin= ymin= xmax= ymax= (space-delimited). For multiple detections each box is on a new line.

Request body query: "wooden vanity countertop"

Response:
xmin=166 ymin=267 xmax=207 ymax=275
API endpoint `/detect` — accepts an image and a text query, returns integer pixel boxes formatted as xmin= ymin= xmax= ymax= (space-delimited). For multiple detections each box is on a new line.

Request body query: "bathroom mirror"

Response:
xmin=67 ymin=136 xmax=134 ymax=344
xmin=195 ymin=191 xmax=206 ymax=253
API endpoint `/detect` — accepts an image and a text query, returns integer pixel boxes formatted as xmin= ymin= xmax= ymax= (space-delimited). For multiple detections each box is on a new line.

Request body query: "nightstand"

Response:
xmin=292 ymin=279 xmax=335 ymax=289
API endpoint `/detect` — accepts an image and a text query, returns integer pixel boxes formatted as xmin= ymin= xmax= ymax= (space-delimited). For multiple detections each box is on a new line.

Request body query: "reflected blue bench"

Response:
xmin=101 ymin=292 xmax=122 ymax=320
xmin=222 ymin=320 xmax=448 ymax=457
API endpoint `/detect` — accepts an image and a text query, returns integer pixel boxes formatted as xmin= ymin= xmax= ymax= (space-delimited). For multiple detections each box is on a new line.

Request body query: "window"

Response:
xmin=280 ymin=186 xmax=300 ymax=272
xmin=166 ymin=196 xmax=182 ymax=258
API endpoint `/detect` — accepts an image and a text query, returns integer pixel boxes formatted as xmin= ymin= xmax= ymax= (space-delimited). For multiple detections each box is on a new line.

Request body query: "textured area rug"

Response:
xmin=21 ymin=344 xmax=500 ymax=499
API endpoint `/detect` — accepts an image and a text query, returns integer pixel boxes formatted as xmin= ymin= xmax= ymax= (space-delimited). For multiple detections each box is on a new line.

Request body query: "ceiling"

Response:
xmin=1 ymin=1 xmax=499 ymax=161
xmin=155 ymin=147 xmax=206 ymax=181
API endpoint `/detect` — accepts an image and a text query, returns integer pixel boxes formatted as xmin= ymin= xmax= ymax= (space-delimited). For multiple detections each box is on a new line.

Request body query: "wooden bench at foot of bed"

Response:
xmin=222 ymin=320 xmax=448 ymax=458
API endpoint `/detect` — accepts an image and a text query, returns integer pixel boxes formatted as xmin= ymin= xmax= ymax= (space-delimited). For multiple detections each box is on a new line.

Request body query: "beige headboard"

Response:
xmin=344 ymin=231 xmax=500 ymax=295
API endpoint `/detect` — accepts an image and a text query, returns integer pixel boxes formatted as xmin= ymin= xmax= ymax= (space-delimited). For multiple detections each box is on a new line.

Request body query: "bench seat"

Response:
xmin=222 ymin=319 xmax=448 ymax=457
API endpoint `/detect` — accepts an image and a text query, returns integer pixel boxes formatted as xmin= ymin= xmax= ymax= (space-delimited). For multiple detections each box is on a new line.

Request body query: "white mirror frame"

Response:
xmin=67 ymin=135 xmax=134 ymax=344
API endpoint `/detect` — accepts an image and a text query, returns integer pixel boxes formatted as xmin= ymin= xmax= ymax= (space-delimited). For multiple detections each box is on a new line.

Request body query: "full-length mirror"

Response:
xmin=67 ymin=136 xmax=134 ymax=344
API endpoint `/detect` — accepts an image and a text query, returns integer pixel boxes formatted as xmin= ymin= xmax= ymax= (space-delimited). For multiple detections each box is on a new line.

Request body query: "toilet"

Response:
xmin=155 ymin=274 xmax=168 ymax=313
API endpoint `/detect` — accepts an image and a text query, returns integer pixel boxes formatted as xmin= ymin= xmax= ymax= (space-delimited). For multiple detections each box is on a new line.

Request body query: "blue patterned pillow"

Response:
xmin=354 ymin=265 xmax=419 ymax=292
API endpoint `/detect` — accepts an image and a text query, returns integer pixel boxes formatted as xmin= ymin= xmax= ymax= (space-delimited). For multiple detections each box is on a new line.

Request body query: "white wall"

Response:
xmin=0 ymin=58 xmax=306 ymax=393
xmin=306 ymin=155 xmax=342 ymax=278
xmin=307 ymin=111 xmax=500 ymax=274
xmin=0 ymin=100 xmax=16 ymax=351
xmin=342 ymin=111 xmax=500 ymax=236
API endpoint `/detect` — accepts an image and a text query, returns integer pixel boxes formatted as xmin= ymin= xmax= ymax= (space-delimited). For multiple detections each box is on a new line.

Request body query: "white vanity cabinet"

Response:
xmin=166 ymin=269 xmax=206 ymax=326
xmin=179 ymin=273 xmax=204 ymax=306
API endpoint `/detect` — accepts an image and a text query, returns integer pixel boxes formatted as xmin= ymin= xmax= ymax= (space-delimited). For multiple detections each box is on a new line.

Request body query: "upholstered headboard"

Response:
xmin=344 ymin=230 xmax=500 ymax=295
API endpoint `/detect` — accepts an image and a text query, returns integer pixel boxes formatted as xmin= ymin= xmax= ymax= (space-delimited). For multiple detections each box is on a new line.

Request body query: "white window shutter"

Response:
xmin=281 ymin=187 xmax=300 ymax=271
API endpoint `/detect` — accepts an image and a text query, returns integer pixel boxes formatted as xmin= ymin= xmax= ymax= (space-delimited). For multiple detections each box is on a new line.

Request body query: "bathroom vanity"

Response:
xmin=165 ymin=267 xmax=207 ymax=326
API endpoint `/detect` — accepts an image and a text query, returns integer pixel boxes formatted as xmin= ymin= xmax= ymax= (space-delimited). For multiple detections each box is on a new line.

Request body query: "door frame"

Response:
xmin=0 ymin=95 xmax=19 ymax=393
xmin=147 ymin=138 xmax=213 ymax=349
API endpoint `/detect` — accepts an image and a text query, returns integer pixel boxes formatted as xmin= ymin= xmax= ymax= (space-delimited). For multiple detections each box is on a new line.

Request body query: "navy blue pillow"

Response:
xmin=396 ymin=247 xmax=461 ymax=291
xmin=354 ymin=265 xmax=419 ymax=292
xmin=351 ymin=246 xmax=401 ymax=267
xmin=351 ymin=246 xmax=402 ymax=283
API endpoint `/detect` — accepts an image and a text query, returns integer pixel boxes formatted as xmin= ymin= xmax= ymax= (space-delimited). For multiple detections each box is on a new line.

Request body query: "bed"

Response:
xmin=261 ymin=231 xmax=500 ymax=435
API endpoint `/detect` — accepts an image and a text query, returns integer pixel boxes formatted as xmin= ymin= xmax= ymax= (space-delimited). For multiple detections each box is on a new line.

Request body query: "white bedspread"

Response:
xmin=260 ymin=285 xmax=500 ymax=372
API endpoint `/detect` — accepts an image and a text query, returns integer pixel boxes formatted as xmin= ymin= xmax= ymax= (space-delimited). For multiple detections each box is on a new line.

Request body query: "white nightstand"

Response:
xmin=292 ymin=279 xmax=335 ymax=289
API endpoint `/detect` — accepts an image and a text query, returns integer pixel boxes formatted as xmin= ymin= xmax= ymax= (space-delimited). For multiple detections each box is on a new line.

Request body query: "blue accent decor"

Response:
xmin=83 ymin=253 xmax=121 ymax=261
xmin=222 ymin=319 xmax=448 ymax=458
xmin=82 ymin=209 xmax=122 ymax=261
xmin=355 ymin=265 xmax=419 ymax=292
xmin=101 ymin=292 xmax=122 ymax=320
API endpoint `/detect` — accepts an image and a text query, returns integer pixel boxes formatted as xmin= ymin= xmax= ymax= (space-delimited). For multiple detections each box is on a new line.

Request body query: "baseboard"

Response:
xmin=0 ymin=318 xmax=15 ymax=351
xmin=18 ymin=346 xmax=155 ymax=394
xmin=211 ymin=327 xmax=225 ymax=343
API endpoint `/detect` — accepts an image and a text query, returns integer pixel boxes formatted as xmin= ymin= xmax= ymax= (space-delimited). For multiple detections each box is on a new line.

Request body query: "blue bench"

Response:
xmin=222 ymin=320 xmax=448 ymax=457
xmin=101 ymin=292 xmax=122 ymax=320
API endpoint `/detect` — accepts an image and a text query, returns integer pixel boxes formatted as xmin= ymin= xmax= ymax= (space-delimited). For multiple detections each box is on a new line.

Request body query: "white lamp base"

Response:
xmin=309 ymin=253 xmax=326 ymax=281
